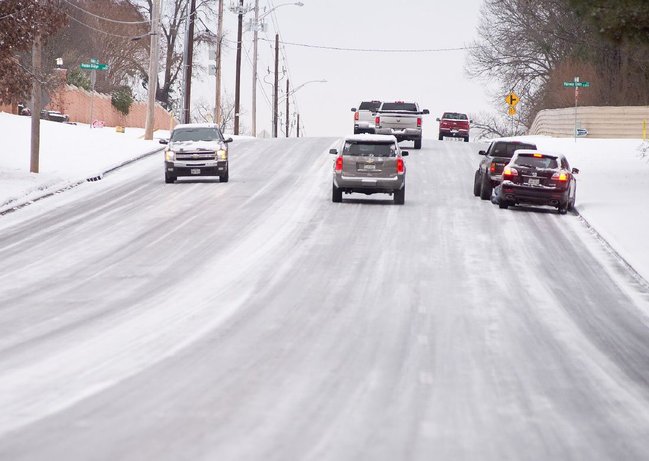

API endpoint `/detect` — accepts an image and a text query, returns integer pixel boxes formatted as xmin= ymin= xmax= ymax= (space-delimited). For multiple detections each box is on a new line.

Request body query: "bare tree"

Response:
xmin=192 ymin=93 xmax=240 ymax=135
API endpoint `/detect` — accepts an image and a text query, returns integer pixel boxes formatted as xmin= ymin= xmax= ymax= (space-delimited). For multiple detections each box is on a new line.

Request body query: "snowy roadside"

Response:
xmin=492 ymin=135 xmax=649 ymax=283
xmin=0 ymin=112 xmax=165 ymax=214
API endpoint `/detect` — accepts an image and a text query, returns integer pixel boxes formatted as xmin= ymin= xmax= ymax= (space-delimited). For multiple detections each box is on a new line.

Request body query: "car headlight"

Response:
xmin=217 ymin=149 xmax=227 ymax=160
xmin=165 ymin=149 xmax=175 ymax=162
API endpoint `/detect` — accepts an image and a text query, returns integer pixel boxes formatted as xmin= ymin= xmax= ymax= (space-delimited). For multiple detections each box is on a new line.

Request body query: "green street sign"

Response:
xmin=563 ymin=81 xmax=590 ymax=88
xmin=80 ymin=63 xmax=108 ymax=71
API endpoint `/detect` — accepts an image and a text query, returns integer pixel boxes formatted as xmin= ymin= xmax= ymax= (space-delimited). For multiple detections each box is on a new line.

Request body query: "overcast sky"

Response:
xmin=193 ymin=0 xmax=494 ymax=137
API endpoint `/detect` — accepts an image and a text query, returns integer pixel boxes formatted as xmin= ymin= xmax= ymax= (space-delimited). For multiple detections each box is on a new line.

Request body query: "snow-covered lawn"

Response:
xmin=2 ymin=110 xmax=649 ymax=282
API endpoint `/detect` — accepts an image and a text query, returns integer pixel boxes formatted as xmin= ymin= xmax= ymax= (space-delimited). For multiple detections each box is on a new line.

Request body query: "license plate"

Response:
xmin=363 ymin=164 xmax=376 ymax=170
xmin=190 ymin=169 xmax=201 ymax=175
xmin=444 ymin=136 xmax=463 ymax=142
xmin=527 ymin=178 xmax=540 ymax=186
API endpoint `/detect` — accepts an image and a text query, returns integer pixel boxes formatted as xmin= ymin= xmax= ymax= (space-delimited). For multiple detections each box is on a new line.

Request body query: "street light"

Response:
xmin=250 ymin=1 xmax=303 ymax=137
xmin=144 ymin=0 xmax=161 ymax=140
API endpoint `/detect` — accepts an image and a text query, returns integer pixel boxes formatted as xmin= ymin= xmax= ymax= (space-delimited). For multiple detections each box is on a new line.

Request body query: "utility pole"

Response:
xmin=251 ymin=0 xmax=260 ymax=137
xmin=144 ymin=0 xmax=161 ymax=140
xmin=273 ymin=33 xmax=279 ymax=138
xmin=182 ymin=0 xmax=196 ymax=124
xmin=233 ymin=0 xmax=243 ymax=134
xmin=30 ymin=34 xmax=42 ymax=174
xmin=214 ymin=0 xmax=224 ymax=126
xmin=297 ymin=113 xmax=300 ymax=137
xmin=285 ymin=78 xmax=289 ymax=137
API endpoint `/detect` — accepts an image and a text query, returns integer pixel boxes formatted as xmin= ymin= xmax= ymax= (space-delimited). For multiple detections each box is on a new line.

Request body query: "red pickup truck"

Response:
xmin=437 ymin=112 xmax=471 ymax=142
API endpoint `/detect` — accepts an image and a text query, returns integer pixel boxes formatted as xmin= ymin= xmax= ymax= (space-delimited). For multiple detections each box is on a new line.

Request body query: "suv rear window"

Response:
xmin=358 ymin=101 xmax=381 ymax=111
xmin=491 ymin=142 xmax=537 ymax=158
xmin=171 ymin=127 xmax=221 ymax=142
xmin=514 ymin=154 xmax=558 ymax=169
xmin=442 ymin=112 xmax=468 ymax=120
xmin=381 ymin=102 xmax=418 ymax=112
xmin=343 ymin=141 xmax=397 ymax=157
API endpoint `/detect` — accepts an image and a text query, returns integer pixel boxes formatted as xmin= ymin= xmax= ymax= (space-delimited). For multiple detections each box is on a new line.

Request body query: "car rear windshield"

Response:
xmin=381 ymin=102 xmax=418 ymax=112
xmin=442 ymin=112 xmax=468 ymax=120
xmin=514 ymin=154 xmax=558 ymax=169
xmin=491 ymin=142 xmax=537 ymax=158
xmin=359 ymin=101 xmax=381 ymax=111
xmin=171 ymin=127 xmax=222 ymax=142
xmin=343 ymin=141 xmax=397 ymax=157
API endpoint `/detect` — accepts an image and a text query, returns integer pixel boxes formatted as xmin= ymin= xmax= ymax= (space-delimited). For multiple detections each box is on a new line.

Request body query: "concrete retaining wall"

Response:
xmin=529 ymin=106 xmax=649 ymax=139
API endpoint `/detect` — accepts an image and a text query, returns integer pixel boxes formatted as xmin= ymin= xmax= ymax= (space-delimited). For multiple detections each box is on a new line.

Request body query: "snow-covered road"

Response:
xmin=1 ymin=138 xmax=649 ymax=460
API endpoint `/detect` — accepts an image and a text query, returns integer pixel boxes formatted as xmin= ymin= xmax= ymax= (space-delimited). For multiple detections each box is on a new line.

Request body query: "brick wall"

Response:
xmin=1 ymin=85 xmax=176 ymax=131
xmin=529 ymin=106 xmax=649 ymax=139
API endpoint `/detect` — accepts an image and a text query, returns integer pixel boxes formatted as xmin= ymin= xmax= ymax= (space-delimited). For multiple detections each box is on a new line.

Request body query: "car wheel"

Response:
xmin=353 ymin=128 xmax=359 ymax=135
xmin=332 ymin=183 xmax=343 ymax=203
xmin=165 ymin=174 xmax=175 ymax=184
xmin=479 ymin=174 xmax=492 ymax=200
xmin=464 ymin=136 xmax=469 ymax=143
xmin=220 ymin=170 xmax=229 ymax=183
xmin=438 ymin=134 xmax=443 ymax=141
xmin=498 ymin=201 xmax=509 ymax=209
xmin=414 ymin=138 xmax=422 ymax=150
xmin=558 ymin=204 xmax=568 ymax=215
xmin=394 ymin=187 xmax=405 ymax=205
xmin=473 ymin=171 xmax=481 ymax=197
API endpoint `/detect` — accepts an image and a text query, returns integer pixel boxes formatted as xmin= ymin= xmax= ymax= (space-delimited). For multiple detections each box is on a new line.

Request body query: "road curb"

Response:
xmin=574 ymin=207 xmax=649 ymax=291
xmin=0 ymin=147 xmax=164 ymax=217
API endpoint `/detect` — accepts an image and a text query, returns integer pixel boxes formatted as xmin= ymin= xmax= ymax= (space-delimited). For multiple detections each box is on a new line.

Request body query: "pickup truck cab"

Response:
xmin=374 ymin=101 xmax=429 ymax=150
xmin=474 ymin=140 xmax=537 ymax=200
xmin=161 ymin=123 xmax=233 ymax=183
xmin=351 ymin=100 xmax=381 ymax=134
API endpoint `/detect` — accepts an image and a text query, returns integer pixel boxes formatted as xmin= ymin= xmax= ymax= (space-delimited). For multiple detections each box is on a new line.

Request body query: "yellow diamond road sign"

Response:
xmin=506 ymin=91 xmax=520 ymax=107
xmin=508 ymin=106 xmax=517 ymax=117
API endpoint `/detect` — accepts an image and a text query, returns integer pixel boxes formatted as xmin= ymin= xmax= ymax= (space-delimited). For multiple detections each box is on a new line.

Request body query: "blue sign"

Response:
xmin=576 ymin=128 xmax=588 ymax=137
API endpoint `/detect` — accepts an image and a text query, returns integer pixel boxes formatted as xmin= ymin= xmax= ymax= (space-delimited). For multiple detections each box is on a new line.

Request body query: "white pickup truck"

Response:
xmin=351 ymin=100 xmax=382 ymax=134
xmin=374 ymin=101 xmax=429 ymax=150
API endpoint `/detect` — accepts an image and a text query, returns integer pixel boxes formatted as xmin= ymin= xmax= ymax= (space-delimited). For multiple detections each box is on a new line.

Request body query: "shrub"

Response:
xmin=111 ymin=86 xmax=133 ymax=116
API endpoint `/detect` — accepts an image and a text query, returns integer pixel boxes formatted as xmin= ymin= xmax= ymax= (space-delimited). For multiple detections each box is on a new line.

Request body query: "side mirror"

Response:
xmin=470 ymin=119 xmax=474 ymax=123
xmin=401 ymin=151 xmax=409 ymax=156
xmin=478 ymin=150 xmax=487 ymax=156
xmin=159 ymin=139 xmax=168 ymax=144
xmin=435 ymin=118 xmax=441 ymax=122
xmin=351 ymin=108 xmax=357 ymax=112
xmin=224 ymin=137 xmax=233 ymax=143
xmin=329 ymin=148 xmax=338 ymax=155
xmin=422 ymin=109 xmax=430 ymax=115
xmin=572 ymin=168 xmax=580 ymax=174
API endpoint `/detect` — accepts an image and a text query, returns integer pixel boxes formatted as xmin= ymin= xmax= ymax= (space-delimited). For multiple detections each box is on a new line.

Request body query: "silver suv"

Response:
xmin=161 ymin=123 xmax=233 ymax=183
xmin=351 ymin=100 xmax=381 ymax=134
xmin=330 ymin=134 xmax=408 ymax=205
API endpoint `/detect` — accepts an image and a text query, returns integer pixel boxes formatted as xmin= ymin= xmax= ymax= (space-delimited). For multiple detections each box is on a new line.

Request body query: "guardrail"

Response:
xmin=529 ymin=106 xmax=649 ymax=139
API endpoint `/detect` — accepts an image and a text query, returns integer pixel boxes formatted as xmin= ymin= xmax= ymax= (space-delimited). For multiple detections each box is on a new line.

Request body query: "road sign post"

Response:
xmin=564 ymin=77 xmax=590 ymax=142
xmin=80 ymin=59 xmax=109 ymax=127
xmin=505 ymin=91 xmax=519 ymax=136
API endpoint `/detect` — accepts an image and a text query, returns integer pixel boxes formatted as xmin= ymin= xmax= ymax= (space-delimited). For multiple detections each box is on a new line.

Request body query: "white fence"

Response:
xmin=529 ymin=106 xmax=649 ymax=139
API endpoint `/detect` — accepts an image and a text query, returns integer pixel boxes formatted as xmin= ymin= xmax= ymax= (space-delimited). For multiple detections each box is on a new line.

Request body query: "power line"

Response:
xmin=63 ymin=0 xmax=150 ymax=25
xmin=258 ymin=38 xmax=475 ymax=53
xmin=65 ymin=13 xmax=146 ymax=39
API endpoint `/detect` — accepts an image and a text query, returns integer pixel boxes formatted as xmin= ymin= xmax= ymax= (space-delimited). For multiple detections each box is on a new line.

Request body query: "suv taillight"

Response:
xmin=397 ymin=158 xmax=404 ymax=174
xmin=375 ymin=116 xmax=380 ymax=127
xmin=502 ymin=166 xmax=518 ymax=181
xmin=354 ymin=111 xmax=359 ymax=121
xmin=489 ymin=163 xmax=496 ymax=173
xmin=551 ymin=171 xmax=569 ymax=181
xmin=417 ymin=117 xmax=422 ymax=127
xmin=335 ymin=156 xmax=343 ymax=173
